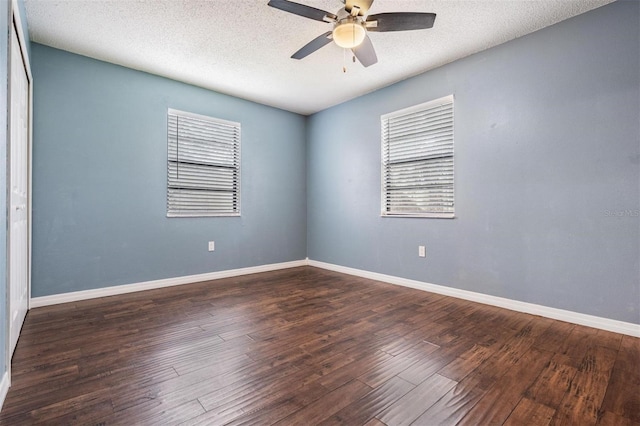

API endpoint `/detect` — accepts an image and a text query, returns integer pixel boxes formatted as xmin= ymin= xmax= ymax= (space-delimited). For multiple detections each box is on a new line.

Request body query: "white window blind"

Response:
xmin=167 ymin=109 xmax=240 ymax=217
xmin=381 ymin=95 xmax=454 ymax=218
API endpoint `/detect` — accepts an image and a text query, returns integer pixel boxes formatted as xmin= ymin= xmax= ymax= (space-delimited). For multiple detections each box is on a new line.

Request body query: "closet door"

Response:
xmin=8 ymin=18 xmax=30 ymax=356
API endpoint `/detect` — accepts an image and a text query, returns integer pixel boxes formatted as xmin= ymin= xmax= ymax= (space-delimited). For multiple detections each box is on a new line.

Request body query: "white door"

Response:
xmin=9 ymin=20 xmax=30 ymax=356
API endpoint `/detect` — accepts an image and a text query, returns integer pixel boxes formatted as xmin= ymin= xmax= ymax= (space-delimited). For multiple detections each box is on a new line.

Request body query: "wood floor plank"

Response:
xmin=272 ymin=379 xmax=372 ymax=425
xmin=408 ymin=381 xmax=485 ymax=425
xmin=21 ymin=388 xmax=112 ymax=424
xmin=594 ymin=329 xmax=623 ymax=351
xmin=0 ymin=266 xmax=635 ymax=426
xmin=533 ymin=320 xmax=575 ymax=352
xmin=110 ymin=399 xmax=206 ymax=426
xmin=377 ymin=373 xmax=457 ymax=426
xmin=552 ymin=325 xmax=599 ymax=368
xmin=437 ymin=342 xmax=500 ymax=382
xmin=112 ymin=359 xmax=300 ymax=423
xmin=316 ymin=350 xmax=394 ymax=391
xmin=457 ymin=348 xmax=552 ymax=425
xmin=318 ymin=376 xmax=415 ymax=426
xmin=222 ymin=400 xmax=301 ymax=426
xmin=599 ymin=335 xmax=640 ymax=423
xmin=396 ymin=346 xmax=454 ymax=385
xmin=196 ymin=366 xmax=322 ymax=422
xmin=453 ymin=319 xmax=548 ymax=393
xmin=109 ymin=351 xmax=260 ymax=411
xmin=550 ymin=344 xmax=618 ymax=425
xmin=203 ymin=381 xmax=329 ymax=426
xmin=503 ymin=397 xmax=555 ymax=426
xmin=364 ymin=419 xmax=387 ymax=426
xmin=358 ymin=341 xmax=440 ymax=388
xmin=597 ymin=410 xmax=638 ymax=426
xmin=525 ymin=354 xmax=578 ymax=409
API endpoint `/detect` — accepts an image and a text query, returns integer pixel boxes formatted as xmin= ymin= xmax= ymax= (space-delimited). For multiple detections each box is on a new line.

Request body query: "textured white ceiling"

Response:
xmin=24 ymin=0 xmax=614 ymax=115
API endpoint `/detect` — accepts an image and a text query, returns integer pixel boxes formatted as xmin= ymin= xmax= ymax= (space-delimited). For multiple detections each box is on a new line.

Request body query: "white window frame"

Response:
xmin=167 ymin=108 xmax=241 ymax=217
xmin=381 ymin=95 xmax=455 ymax=218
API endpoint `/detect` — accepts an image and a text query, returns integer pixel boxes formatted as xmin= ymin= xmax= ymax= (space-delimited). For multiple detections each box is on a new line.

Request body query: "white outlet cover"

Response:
xmin=208 ymin=241 xmax=215 ymax=251
xmin=419 ymin=246 xmax=426 ymax=257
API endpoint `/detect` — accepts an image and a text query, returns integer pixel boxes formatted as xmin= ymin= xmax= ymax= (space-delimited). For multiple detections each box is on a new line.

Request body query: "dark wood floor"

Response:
xmin=0 ymin=267 xmax=638 ymax=425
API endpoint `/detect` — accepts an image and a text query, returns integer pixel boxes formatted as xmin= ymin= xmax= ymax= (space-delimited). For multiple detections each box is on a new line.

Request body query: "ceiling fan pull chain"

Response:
xmin=343 ymin=48 xmax=347 ymax=73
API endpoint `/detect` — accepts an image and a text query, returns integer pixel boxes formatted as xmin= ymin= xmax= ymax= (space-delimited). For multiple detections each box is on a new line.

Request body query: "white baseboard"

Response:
xmin=0 ymin=371 xmax=9 ymax=412
xmin=30 ymin=259 xmax=308 ymax=308
xmin=28 ymin=257 xmax=639 ymax=337
xmin=307 ymin=259 xmax=640 ymax=338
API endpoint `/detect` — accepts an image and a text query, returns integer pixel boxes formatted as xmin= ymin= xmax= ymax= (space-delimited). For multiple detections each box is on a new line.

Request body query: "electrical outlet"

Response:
xmin=208 ymin=241 xmax=215 ymax=252
xmin=418 ymin=245 xmax=426 ymax=258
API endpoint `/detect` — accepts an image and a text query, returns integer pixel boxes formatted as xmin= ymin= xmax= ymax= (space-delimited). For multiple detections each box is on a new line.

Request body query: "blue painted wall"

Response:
xmin=307 ymin=1 xmax=640 ymax=324
xmin=31 ymin=45 xmax=307 ymax=297
xmin=0 ymin=0 xmax=10 ymax=379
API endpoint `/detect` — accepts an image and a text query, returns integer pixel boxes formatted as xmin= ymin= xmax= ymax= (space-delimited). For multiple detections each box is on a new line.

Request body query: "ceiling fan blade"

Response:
xmin=352 ymin=35 xmax=377 ymax=67
xmin=366 ymin=12 xmax=436 ymax=32
xmin=345 ymin=0 xmax=373 ymax=16
xmin=267 ymin=0 xmax=336 ymax=22
xmin=291 ymin=31 xmax=333 ymax=59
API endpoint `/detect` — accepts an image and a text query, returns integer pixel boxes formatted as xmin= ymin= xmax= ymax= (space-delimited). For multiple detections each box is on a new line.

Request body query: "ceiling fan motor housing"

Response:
xmin=332 ymin=15 xmax=367 ymax=48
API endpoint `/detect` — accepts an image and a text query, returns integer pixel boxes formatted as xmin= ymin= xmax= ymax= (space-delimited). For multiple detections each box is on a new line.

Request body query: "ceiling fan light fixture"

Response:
xmin=332 ymin=20 xmax=366 ymax=48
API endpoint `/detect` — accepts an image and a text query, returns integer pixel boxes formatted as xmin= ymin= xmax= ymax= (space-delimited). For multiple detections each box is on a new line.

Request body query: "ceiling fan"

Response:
xmin=267 ymin=0 xmax=436 ymax=68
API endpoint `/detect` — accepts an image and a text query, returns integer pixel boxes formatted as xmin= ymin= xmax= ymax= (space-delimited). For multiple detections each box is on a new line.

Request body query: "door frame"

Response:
xmin=4 ymin=0 xmax=32 ymax=393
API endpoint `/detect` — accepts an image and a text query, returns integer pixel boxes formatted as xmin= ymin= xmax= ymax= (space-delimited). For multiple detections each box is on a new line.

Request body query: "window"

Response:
xmin=167 ymin=109 xmax=240 ymax=217
xmin=381 ymin=95 xmax=454 ymax=218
